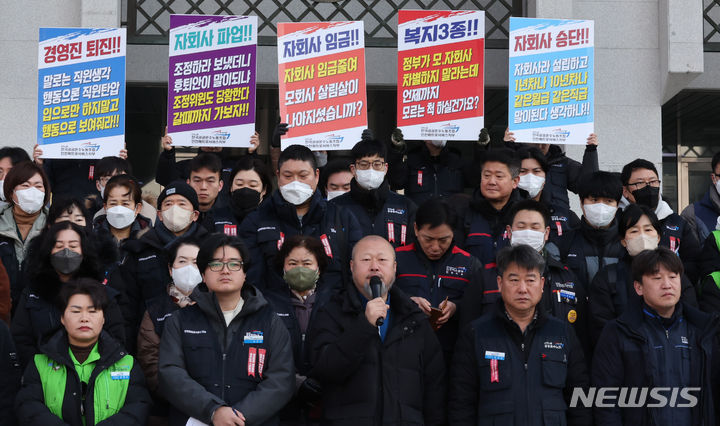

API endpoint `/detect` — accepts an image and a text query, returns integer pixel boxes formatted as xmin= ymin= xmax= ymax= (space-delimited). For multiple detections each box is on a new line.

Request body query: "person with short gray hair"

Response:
xmin=450 ymin=244 xmax=590 ymax=425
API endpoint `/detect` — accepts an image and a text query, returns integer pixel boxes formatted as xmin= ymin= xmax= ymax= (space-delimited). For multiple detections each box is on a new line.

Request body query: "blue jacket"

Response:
xmin=592 ymin=302 xmax=720 ymax=426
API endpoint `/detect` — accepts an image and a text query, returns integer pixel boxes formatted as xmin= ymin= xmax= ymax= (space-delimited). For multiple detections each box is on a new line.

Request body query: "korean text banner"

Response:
xmin=509 ymin=18 xmax=594 ymax=145
xmin=397 ymin=10 xmax=484 ymax=141
xmin=277 ymin=21 xmax=367 ymax=151
xmin=168 ymin=15 xmax=257 ymax=148
xmin=37 ymin=28 xmax=126 ymax=159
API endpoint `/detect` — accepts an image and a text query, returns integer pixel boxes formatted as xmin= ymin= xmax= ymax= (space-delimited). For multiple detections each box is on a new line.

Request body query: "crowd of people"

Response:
xmin=0 ymin=124 xmax=719 ymax=426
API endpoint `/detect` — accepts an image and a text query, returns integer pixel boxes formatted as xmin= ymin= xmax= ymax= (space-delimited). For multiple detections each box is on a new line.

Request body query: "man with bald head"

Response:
xmin=309 ymin=236 xmax=446 ymax=425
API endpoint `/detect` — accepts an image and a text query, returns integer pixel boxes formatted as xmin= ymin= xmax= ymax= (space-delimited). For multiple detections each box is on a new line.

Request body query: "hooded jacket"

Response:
xmin=240 ymin=190 xmax=361 ymax=292
xmin=158 ymin=285 xmax=295 ymax=426
xmin=309 ymin=283 xmax=446 ymax=426
xmin=681 ymin=185 xmax=720 ymax=243
xmin=0 ymin=205 xmax=47 ymax=312
xmin=15 ymin=329 xmax=151 ymax=426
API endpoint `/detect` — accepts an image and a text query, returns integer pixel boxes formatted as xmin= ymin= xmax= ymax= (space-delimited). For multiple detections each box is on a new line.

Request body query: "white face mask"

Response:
xmin=106 ymin=205 xmax=137 ymax=230
xmin=0 ymin=180 xmax=5 ymax=201
xmin=625 ymin=233 xmax=659 ymax=257
xmin=431 ymin=140 xmax=447 ymax=148
xmin=15 ymin=187 xmax=45 ymax=214
xmin=172 ymin=264 xmax=202 ymax=294
xmin=326 ymin=190 xmax=346 ymax=201
xmin=583 ymin=203 xmax=617 ymax=228
xmin=99 ymin=185 xmax=106 ymax=199
xmin=280 ymin=180 xmax=314 ymax=206
xmin=162 ymin=205 xmax=194 ymax=233
xmin=715 ymin=180 xmax=720 ymax=196
xmin=518 ymin=174 xmax=546 ymax=199
xmin=355 ymin=169 xmax=385 ymax=190
xmin=510 ymin=229 xmax=546 ymax=252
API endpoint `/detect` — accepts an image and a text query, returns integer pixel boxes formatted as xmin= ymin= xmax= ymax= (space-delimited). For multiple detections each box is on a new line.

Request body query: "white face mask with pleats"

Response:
xmin=583 ymin=203 xmax=617 ymax=228
xmin=15 ymin=187 xmax=45 ymax=214
xmin=280 ymin=181 xmax=314 ymax=205
xmin=510 ymin=229 xmax=545 ymax=252
xmin=172 ymin=264 xmax=202 ymax=294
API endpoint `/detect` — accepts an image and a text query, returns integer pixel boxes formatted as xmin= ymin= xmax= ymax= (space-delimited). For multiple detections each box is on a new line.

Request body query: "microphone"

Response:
xmin=369 ymin=276 xmax=385 ymax=327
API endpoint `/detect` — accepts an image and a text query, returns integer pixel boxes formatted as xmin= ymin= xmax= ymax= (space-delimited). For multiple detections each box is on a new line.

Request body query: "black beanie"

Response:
xmin=157 ymin=180 xmax=199 ymax=211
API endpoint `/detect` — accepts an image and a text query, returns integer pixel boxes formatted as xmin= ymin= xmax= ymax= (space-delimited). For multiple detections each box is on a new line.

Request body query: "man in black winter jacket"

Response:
xmin=309 ymin=236 xmax=446 ymax=426
xmin=504 ymin=128 xmax=599 ymax=213
xmin=331 ymin=139 xmax=417 ymax=248
xmin=240 ymin=145 xmax=361 ymax=292
xmin=461 ymin=200 xmax=591 ymax=357
xmin=454 ymin=149 xmax=522 ymax=266
xmin=592 ymin=248 xmax=720 ymax=426
xmin=114 ymin=181 xmax=206 ymax=353
xmin=449 ymin=244 xmax=591 ymax=426
xmin=562 ymin=171 xmax=626 ymax=290
xmin=386 ymin=129 xmax=486 ymax=205
xmin=0 ymin=321 xmax=20 ymax=426
xmin=159 ymin=234 xmax=294 ymax=426
xmin=186 ymin=153 xmax=236 ymax=234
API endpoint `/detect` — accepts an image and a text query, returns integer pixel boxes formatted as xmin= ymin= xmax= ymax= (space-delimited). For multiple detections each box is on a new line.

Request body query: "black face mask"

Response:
xmin=632 ymin=185 xmax=660 ymax=210
xmin=230 ymin=187 xmax=261 ymax=219
xmin=51 ymin=248 xmax=83 ymax=276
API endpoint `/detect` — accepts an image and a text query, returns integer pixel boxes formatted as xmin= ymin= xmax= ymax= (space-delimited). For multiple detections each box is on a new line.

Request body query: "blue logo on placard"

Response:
xmin=552 ymin=128 xmax=571 ymax=138
xmin=442 ymin=123 xmax=460 ymax=134
xmin=81 ymin=142 xmax=101 ymax=152
xmin=327 ymin=134 xmax=344 ymax=144
xmin=213 ymin=130 xmax=231 ymax=140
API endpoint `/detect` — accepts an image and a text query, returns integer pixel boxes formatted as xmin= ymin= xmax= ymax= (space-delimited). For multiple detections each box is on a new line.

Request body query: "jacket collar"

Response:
xmin=349 ymin=178 xmax=389 ymax=211
xmin=269 ymin=189 xmax=326 ymax=226
xmin=616 ymin=300 xmax=718 ymax=342
xmin=40 ymin=329 xmax=126 ymax=369
xmin=191 ymin=284 xmax=268 ymax=324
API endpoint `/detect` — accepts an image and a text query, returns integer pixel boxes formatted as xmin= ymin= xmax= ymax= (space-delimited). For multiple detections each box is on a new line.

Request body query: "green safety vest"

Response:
xmin=33 ymin=342 xmax=133 ymax=425
xmin=704 ymin=230 xmax=720 ymax=292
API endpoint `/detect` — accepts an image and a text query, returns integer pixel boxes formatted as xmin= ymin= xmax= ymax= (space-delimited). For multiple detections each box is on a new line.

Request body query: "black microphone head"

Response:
xmin=369 ymin=275 xmax=383 ymax=299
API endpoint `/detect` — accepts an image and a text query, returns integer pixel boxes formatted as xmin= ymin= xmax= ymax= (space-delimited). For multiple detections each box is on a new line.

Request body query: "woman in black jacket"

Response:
xmin=11 ymin=221 xmax=125 ymax=368
xmin=589 ymin=204 xmax=697 ymax=342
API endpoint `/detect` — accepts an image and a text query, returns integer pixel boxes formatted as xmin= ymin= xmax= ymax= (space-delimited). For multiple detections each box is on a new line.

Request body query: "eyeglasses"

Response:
xmin=207 ymin=261 xmax=243 ymax=272
xmin=627 ymin=180 xmax=661 ymax=190
xmin=355 ymin=160 xmax=385 ymax=171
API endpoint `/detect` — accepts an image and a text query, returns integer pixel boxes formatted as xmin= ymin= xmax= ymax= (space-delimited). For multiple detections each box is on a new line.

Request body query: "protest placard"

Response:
xmin=509 ymin=18 xmax=594 ymax=145
xmin=37 ymin=28 xmax=126 ymax=159
xmin=277 ymin=21 xmax=367 ymax=151
xmin=168 ymin=15 xmax=257 ymax=147
xmin=397 ymin=10 xmax=484 ymax=141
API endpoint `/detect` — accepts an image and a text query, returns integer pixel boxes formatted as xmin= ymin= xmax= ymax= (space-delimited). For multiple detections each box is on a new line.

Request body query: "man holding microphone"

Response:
xmin=309 ymin=235 xmax=446 ymax=425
